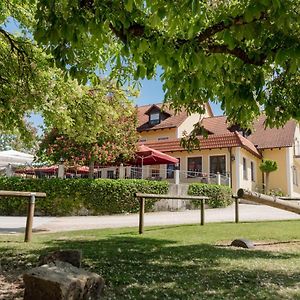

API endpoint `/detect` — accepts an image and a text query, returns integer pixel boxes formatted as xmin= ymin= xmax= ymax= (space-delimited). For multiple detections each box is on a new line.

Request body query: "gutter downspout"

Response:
xmin=229 ymin=147 xmax=233 ymax=188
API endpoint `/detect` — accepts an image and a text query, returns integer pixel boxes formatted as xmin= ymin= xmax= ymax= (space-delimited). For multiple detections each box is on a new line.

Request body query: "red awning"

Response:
xmin=67 ymin=166 xmax=90 ymax=174
xmin=135 ymin=145 xmax=178 ymax=165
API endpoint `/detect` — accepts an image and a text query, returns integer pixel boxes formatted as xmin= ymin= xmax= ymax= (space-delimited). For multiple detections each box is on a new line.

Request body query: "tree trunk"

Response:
xmin=89 ymin=160 xmax=94 ymax=179
xmin=265 ymin=172 xmax=270 ymax=194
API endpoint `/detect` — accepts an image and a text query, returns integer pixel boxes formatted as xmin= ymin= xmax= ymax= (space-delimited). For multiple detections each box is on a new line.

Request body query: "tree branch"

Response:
xmin=207 ymin=44 xmax=267 ymax=66
xmin=197 ymin=12 xmax=268 ymax=43
xmin=0 ymin=27 xmax=27 ymax=59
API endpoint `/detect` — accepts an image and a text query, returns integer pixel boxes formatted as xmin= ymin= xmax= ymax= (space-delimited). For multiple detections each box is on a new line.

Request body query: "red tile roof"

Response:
xmin=137 ymin=103 xmax=189 ymax=132
xmin=201 ymin=115 xmax=297 ymax=150
xmin=143 ymin=132 xmax=262 ymax=158
xmin=248 ymin=116 xmax=296 ymax=149
xmin=201 ymin=116 xmax=229 ymax=134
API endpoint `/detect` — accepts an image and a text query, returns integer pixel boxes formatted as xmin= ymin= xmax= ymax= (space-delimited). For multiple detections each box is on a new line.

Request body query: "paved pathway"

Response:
xmin=0 ymin=204 xmax=299 ymax=234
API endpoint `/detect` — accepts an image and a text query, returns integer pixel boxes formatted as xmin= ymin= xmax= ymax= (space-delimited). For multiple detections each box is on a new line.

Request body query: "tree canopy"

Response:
xmin=33 ymin=0 xmax=300 ymax=128
xmin=0 ymin=1 xmax=137 ymax=144
xmin=37 ymin=103 xmax=139 ymax=171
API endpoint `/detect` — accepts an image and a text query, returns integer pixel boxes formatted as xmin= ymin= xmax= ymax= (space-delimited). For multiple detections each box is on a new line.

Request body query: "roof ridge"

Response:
xmin=137 ymin=102 xmax=163 ymax=108
xmin=234 ymin=131 xmax=261 ymax=158
xmin=202 ymin=115 xmax=226 ymax=120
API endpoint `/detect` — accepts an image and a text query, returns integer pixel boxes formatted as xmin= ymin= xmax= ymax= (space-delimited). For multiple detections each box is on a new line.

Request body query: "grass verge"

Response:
xmin=0 ymin=220 xmax=300 ymax=299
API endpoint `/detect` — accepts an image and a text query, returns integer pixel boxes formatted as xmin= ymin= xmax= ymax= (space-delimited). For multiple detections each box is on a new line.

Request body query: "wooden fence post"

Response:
xmin=139 ymin=198 xmax=145 ymax=234
xmin=235 ymin=197 xmax=239 ymax=223
xmin=24 ymin=193 xmax=36 ymax=242
xmin=200 ymin=199 xmax=205 ymax=225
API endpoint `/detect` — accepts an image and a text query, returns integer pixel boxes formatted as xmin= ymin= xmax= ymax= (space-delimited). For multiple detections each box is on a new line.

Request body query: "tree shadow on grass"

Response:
xmin=1 ymin=235 xmax=300 ymax=300
xmin=17 ymin=236 xmax=300 ymax=299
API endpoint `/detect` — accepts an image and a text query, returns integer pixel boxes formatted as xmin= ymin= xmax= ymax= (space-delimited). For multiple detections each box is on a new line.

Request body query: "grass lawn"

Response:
xmin=0 ymin=220 xmax=300 ymax=299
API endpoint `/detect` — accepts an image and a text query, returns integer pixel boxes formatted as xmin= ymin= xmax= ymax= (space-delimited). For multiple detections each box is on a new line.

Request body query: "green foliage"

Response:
xmin=0 ymin=2 xmax=138 ymax=143
xmin=188 ymin=183 xmax=233 ymax=208
xmin=32 ymin=0 xmax=300 ymax=128
xmin=259 ymin=160 xmax=278 ymax=174
xmin=0 ymin=177 xmax=168 ymax=216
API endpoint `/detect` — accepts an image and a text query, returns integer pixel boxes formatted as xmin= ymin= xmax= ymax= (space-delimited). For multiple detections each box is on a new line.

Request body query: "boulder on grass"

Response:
xmin=23 ymin=261 xmax=104 ymax=300
xmin=231 ymin=239 xmax=255 ymax=249
xmin=39 ymin=249 xmax=82 ymax=268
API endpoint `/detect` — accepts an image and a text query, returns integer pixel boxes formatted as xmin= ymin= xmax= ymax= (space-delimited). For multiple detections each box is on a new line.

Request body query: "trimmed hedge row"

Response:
xmin=0 ymin=178 xmax=169 ymax=216
xmin=188 ymin=183 xmax=233 ymax=208
xmin=0 ymin=178 xmax=233 ymax=216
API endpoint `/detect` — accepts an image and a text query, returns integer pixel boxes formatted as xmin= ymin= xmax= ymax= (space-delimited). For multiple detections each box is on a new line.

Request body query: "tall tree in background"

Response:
xmin=33 ymin=0 xmax=300 ymax=129
xmin=38 ymin=103 xmax=139 ymax=178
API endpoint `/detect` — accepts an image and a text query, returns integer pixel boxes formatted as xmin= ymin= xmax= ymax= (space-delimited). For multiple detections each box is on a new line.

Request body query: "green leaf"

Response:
xmin=223 ymin=30 xmax=235 ymax=50
xmin=124 ymin=0 xmax=133 ymax=12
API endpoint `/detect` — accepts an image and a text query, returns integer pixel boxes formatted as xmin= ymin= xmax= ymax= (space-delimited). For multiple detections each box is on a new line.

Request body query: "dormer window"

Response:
xmin=143 ymin=104 xmax=171 ymax=128
xmin=149 ymin=112 xmax=160 ymax=125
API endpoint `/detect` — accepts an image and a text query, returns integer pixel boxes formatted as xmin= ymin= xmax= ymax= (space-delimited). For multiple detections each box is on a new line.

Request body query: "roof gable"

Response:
xmin=137 ymin=103 xmax=189 ymax=132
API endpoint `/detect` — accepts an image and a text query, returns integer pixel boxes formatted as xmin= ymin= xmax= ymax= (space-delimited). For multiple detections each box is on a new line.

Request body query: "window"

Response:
xmin=210 ymin=155 xmax=226 ymax=175
xmin=243 ymin=158 xmax=247 ymax=180
xmin=167 ymin=164 xmax=175 ymax=179
xmin=158 ymin=137 xmax=169 ymax=141
xmin=149 ymin=112 xmax=160 ymax=125
xmin=187 ymin=157 xmax=202 ymax=178
xmin=107 ymin=170 xmax=114 ymax=179
xmin=150 ymin=165 xmax=160 ymax=178
xmin=295 ymin=140 xmax=300 ymax=156
xmin=250 ymin=161 xmax=255 ymax=182
xmin=139 ymin=138 xmax=147 ymax=142
xmin=293 ymin=167 xmax=298 ymax=186
xmin=167 ymin=159 xmax=180 ymax=179
xmin=130 ymin=166 xmax=142 ymax=179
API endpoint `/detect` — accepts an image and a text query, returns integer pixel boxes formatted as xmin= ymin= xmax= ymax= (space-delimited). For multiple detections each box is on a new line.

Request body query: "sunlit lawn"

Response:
xmin=1 ymin=220 xmax=300 ymax=299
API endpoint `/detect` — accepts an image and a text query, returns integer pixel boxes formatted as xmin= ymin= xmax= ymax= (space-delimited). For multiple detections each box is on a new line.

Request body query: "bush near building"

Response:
xmin=188 ymin=183 xmax=233 ymax=208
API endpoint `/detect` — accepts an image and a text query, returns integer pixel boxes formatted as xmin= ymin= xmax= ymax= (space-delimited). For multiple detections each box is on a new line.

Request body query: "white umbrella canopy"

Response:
xmin=0 ymin=150 xmax=34 ymax=167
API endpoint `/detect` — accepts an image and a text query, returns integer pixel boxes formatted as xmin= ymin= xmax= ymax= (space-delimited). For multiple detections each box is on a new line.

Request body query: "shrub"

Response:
xmin=0 ymin=177 xmax=169 ymax=216
xmin=188 ymin=183 xmax=232 ymax=208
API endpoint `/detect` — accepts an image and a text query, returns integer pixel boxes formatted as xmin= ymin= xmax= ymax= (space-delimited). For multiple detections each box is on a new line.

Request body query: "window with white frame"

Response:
xmin=149 ymin=112 xmax=160 ymax=125
xmin=130 ymin=166 xmax=142 ymax=179
xmin=293 ymin=166 xmax=298 ymax=186
xmin=150 ymin=165 xmax=160 ymax=178
xmin=243 ymin=157 xmax=248 ymax=180
xmin=187 ymin=157 xmax=202 ymax=178
xmin=209 ymin=155 xmax=226 ymax=175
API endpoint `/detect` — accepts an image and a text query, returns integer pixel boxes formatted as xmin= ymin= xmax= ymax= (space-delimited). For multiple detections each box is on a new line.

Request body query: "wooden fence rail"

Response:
xmin=135 ymin=193 xmax=209 ymax=234
xmin=0 ymin=190 xmax=46 ymax=242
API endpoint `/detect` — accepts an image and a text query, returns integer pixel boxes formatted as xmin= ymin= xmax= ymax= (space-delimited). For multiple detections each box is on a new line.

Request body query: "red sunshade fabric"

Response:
xmin=35 ymin=166 xmax=58 ymax=173
xmin=67 ymin=166 xmax=90 ymax=174
xmin=135 ymin=145 xmax=179 ymax=165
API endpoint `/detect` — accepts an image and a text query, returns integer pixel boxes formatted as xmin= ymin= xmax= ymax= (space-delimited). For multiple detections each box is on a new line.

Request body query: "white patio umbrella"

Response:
xmin=0 ymin=150 xmax=34 ymax=167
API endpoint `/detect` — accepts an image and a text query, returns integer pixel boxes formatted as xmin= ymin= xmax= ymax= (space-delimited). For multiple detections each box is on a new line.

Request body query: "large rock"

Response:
xmin=231 ymin=239 xmax=255 ymax=249
xmin=39 ymin=249 xmax=82 ymax=268
xmin=23 ymin=261 xmax=104 ymax=300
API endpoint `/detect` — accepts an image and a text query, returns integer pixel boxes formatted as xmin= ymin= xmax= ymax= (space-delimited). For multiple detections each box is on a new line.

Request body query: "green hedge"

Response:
xmin=0 ymin=178 xmax=169 ymax=216
xmin=188 ymin=183 xmax=233 ymax=208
